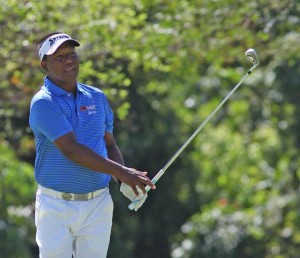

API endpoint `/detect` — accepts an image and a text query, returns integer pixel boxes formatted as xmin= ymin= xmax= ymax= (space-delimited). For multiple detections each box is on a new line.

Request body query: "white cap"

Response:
xmin=38 ymin=33 xmax=80 ymax=60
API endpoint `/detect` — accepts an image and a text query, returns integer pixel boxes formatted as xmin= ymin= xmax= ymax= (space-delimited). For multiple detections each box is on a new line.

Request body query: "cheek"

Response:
xmin=75 ymin=61 xmax=80 ymax=71
xmin=47 ymin=64 xmax=64 ymax=76
xmin=48 ymin=65 xmax=60 ymax=72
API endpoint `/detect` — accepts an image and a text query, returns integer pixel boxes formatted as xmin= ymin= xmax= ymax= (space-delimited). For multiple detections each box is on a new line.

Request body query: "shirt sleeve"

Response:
xmin=103 ymin=95 xmax=114 ymax=133
xmin=30 ymin=98 xmax=73 ymax=142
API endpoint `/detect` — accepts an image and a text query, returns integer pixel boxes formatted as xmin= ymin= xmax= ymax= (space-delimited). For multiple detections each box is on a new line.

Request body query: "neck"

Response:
xmin=48 ymin=76 xmax=77 ymax=94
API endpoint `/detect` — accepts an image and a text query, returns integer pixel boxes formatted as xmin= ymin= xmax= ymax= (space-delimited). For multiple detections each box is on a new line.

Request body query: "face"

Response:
xmin=41 ymin=42 xmax=79 ymax=90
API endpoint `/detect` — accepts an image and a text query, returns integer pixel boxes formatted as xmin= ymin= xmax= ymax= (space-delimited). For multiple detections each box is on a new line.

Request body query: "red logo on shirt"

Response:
xmin=80 ymin=105 xmax=96 ymax=111
xmin=80 ymin=105 xmax=97 ymax=115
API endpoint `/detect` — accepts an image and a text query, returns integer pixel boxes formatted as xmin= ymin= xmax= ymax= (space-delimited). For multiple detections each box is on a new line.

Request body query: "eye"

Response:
xmin=55 ymin=56 xmax=63 ymax=62
xmin=70 ymin=52 xmax=77 ymax=58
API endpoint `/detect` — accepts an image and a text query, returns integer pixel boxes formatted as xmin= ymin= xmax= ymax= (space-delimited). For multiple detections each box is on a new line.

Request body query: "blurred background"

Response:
xmin=1 ymin=0 xmax=299 ymax=257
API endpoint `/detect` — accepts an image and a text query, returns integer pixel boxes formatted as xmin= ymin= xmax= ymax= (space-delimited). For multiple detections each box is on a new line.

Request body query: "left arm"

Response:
xmin=106 ymin=131 xmax=154 ymax=210
xmin=105 ymin=132 xmax=124 ymax=184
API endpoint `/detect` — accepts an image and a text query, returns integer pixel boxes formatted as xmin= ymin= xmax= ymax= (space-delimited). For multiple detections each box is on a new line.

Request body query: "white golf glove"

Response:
xmin=120 ymin=183 xmax=148 ymax=211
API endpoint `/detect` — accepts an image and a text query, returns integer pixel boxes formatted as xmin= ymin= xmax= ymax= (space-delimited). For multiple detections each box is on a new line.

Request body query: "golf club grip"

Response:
xmin=128 ymin=169 xmax=165 ymax=210
xmin=145 ymin=169 xmax=165 ymax=192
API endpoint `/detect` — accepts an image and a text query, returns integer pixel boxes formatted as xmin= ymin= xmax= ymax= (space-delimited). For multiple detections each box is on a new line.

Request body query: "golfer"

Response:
xmin=29 ymin=32 xmax=155 ymax=258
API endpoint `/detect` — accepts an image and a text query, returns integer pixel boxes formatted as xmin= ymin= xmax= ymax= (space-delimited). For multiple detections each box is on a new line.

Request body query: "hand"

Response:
xmin=118 ymin=167 xmax=156 ymax=195
xmin=120 ymin=182 xmax=148 ymax=211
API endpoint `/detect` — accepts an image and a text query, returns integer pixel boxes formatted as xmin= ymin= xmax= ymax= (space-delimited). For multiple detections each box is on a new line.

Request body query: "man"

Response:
xmin=29 ymin=32 xmax=155 ymax=258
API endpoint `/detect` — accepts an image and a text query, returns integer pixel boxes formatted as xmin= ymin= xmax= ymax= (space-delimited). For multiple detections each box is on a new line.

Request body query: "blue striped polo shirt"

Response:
xmin=29 ymin=77 xmax=114 ymax=193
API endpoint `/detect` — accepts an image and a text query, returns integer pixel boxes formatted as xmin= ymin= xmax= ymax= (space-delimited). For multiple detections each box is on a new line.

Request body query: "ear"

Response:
xmin=40 ymin=60 xmax=48 ymax=72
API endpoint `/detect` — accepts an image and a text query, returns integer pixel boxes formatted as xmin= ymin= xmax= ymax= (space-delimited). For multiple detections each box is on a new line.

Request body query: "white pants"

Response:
xmin=35 ymin=187 xmax=113 ymax=258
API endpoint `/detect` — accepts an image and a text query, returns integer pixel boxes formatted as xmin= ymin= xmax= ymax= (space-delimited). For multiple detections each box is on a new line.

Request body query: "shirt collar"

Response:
xmin=76 ymin=83 xmax=85 ymax=94
xmin=44 ymin=76 xmax=81 ymax=96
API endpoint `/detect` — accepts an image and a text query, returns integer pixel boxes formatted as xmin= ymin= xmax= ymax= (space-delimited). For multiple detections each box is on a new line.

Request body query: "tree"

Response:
xmin=0 ymin=0 xmax=299 ymax=257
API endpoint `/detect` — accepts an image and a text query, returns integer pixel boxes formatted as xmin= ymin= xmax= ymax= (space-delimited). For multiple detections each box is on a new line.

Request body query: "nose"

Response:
xmin=62 ymin=53 xmax=77 ymax=64
xmin=64 ymin=54 xmax=73 ymax=64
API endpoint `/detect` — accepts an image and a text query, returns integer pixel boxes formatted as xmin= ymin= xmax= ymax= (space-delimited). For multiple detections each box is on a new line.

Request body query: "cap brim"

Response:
xmin=46 ymin=39 xmax=80 ymax=56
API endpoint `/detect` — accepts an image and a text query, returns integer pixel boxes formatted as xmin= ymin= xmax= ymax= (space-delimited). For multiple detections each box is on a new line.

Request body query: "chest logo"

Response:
xmin=80 ymin=105 xmax=97 ymax=115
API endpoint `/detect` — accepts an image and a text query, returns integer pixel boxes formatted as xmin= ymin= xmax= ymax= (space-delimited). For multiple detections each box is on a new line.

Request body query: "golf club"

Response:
xmin=129 ymin=48 xmax=259 ymax=210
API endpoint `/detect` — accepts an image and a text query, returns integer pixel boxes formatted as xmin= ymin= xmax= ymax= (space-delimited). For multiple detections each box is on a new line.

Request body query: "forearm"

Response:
xmin=106 ymin=143 xmax=124 ymax=184
xmin=62 ymin=141 xmax=125 ymax=179
xmin=53 ymin=132 xmax=155 ymax=194
xmin=107 ymin=144 xmax=124 ymax=165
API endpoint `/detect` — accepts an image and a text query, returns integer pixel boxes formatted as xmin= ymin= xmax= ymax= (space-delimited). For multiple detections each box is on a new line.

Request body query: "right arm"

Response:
xmin=54 ymin=132 xmax=155 ymax=195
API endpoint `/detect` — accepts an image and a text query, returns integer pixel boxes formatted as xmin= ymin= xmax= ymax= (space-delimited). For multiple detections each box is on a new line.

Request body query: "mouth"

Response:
xmin=65 ymin=66 xmax=76 ymax=73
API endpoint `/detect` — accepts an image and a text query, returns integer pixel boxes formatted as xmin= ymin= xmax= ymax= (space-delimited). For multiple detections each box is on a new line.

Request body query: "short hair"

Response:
xmin=38 ymin=32 xmax=62 ymax=61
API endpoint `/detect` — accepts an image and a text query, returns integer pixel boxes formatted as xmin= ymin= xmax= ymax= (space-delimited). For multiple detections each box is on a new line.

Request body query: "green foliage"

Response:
xmin=0 ymin=141 xmax=36 ymax=257
xmin=0 ymin=0 xmax=299 ymax=257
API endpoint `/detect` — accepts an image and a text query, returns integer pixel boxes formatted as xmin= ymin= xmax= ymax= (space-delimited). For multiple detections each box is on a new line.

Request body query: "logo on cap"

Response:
xmin=49 ymin=35 xmax=70 ymax=47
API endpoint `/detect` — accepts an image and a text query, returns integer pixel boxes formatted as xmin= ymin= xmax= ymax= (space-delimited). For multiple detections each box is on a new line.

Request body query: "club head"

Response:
xmin=245 ymin=48 xmax=259 ymax=65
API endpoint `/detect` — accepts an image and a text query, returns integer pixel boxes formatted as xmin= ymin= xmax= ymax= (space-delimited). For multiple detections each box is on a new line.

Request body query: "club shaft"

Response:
xmin=129 ymin=62 xmax=258 ymax=209
xmin=144 ymin=64 xmax=257 ymax=192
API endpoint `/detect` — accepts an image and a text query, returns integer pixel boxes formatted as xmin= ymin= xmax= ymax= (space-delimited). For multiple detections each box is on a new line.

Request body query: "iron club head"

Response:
xmin=245 ymin=48 xmax=259 ymax=65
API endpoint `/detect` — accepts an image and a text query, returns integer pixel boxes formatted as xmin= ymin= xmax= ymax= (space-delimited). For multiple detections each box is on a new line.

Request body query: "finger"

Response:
xmin=148 ymin=182 xmax=156 ymax=190
xmin=136 ymin=172 xmax=148 ymax=178
xmin=132 ymin=199 xmax=141 ymax=211
xmin=134 ymin=195 xmax=147 ymax=211
xmin=134 ymin=203 xmax=141 ymax=211
xmin=130 ymin=185 xmax=139 ymax=196
xmin=137 ymin=184 xmax=146 ymax=195
xmin=139 ymin=185 xmax=147 ymax=195
xmin=131 ymin=169 xmax=147 ymax=176
xmin=139 ymin=178 xmax=156 ymax=190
